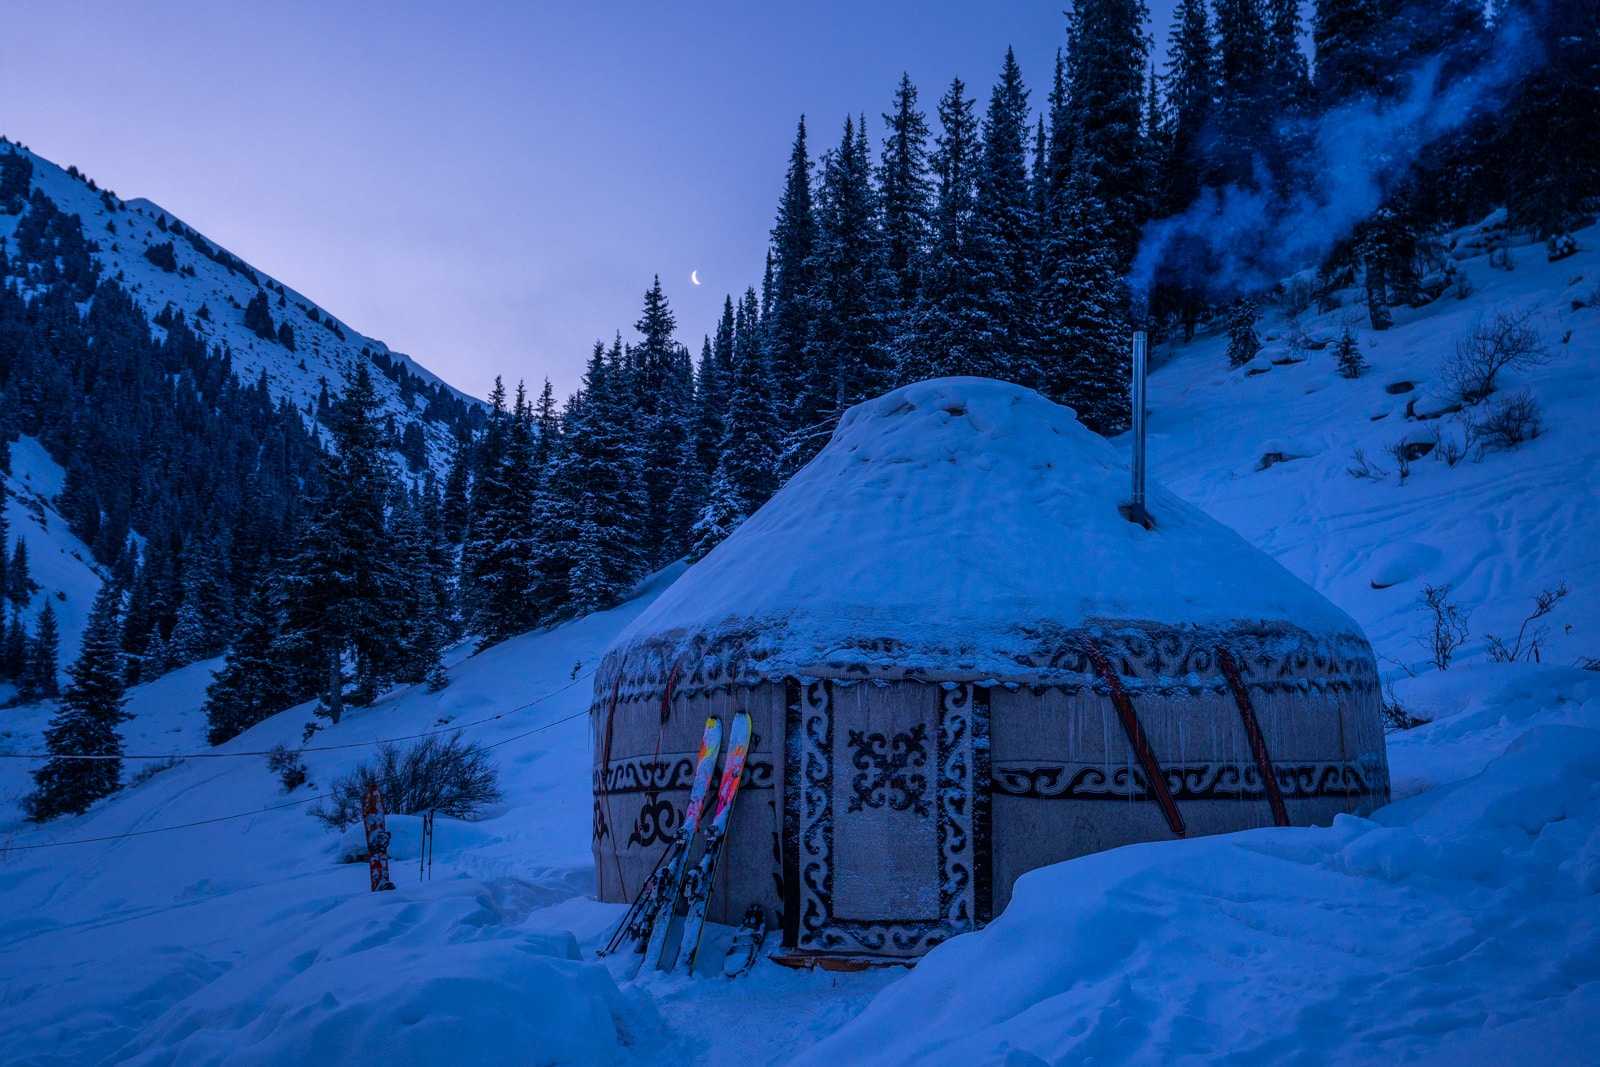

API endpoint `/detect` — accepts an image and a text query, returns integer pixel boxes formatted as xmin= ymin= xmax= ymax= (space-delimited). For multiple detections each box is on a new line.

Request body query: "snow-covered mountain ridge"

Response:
xmin=0 ymin=139 xmax=483 ymax=466
xmin=0 ymin=219 xmax=1596 ymax=1065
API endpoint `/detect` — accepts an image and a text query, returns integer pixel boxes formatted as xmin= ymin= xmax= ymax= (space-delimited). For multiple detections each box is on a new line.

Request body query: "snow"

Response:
xmin=1 ymin=217 xmax=1598 ymax=1065
xmin=0 ymin=435 xmax=106 ymax=678
xmin=616 ymin=376 xmax=1360 ymax=684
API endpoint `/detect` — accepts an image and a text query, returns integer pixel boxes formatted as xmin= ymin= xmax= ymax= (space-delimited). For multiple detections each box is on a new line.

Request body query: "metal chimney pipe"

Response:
xmin=1130 ymin=330 xmax=1149 ymax=528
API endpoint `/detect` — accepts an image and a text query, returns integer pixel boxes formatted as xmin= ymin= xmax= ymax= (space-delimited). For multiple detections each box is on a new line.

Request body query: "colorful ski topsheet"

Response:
xmin=634 ymin=717 xmax=724 ymax=968
xmin=600 ymin=716 xmax=722 ymax=957
xmin=672 ymin=711 xmax=752 ymax=974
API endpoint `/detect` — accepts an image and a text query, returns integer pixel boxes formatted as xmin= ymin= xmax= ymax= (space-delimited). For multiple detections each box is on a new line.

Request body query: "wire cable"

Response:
xmin=0 ymin=669 xmax=598 ymax=762
xmin=1 ymin=703 xmax=594 ymax=853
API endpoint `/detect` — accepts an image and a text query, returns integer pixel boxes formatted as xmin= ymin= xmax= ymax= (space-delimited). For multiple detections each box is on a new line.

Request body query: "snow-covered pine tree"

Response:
xmin=631 ymin=278 xmax=695 ymax=565
xmin=877 ymin=74 xmax=933 ymax=363
xmin=23 ymin=600 xmax=60 ymax=700
xmin=964 ymin=48 xmax=1038 ymax=387
xmin=389 ymin=479 xmax=454 ymax=686
xmin=1066 ymin=0 xmax=1151 ymax=274
xmin=8 ymin=537 xmax=31 ymax=604
xmin=1210 ymin=0 xmax=1273 ymax=190
xmin=439 ymin=427 xmax=472 ymax=545
xmin=906 ymin=77 xmax=980 ymax=382
xmin=1040 ymin=161 xmax=1131 ymax=432
xmin=465 ymin=382 xmax=541 ymax=648
xmin=1334 ymin=326 xmax=1366 ymax=378
xmin=693 ymin=287 xmax=781 ymax=559
xmin=25 ymin=585 xmax=129 ymax=820
xmin=1496 ymin=0 xmax=1600 ymax=238
xmin=688 ymin=318 xmax=731 ymax=484
xmin=2 ymin=605 xmax=26 ymax=680
xmin=804 ymin=114 xmax=892 ymax=441
xmin=552 ymin=341 xmax=648 ymax=614
xmin=243 ymin=289 xmax=276 ymax=341
xmin=1312 ymin=0 xmax=1383 ymax=103
xmin=1227 ymin=299 xmax=1263 ymax=367
xmin=203 ymin=580 xmax=296 ymax=744
xmin=767 ymin=119 xmax=819 ymax=433
xmin=280 ymin=362 xmax=404 ymax=721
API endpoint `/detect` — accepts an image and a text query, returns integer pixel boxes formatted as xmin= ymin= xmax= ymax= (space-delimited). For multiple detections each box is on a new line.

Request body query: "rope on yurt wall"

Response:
xmin=1216 ymin=646 xmax=1291 ymax=828
xmin=1081 ymin=636 xmax=1187 ymax=838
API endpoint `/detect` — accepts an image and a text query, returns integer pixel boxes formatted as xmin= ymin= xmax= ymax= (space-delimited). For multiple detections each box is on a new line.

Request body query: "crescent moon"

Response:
xmin=691 ymin=270 xmax=701 ymax=285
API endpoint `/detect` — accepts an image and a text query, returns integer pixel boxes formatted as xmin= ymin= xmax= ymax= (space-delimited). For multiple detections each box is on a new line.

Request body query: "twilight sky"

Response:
xmin=2 ymin=1 xmax=1179 ymax=400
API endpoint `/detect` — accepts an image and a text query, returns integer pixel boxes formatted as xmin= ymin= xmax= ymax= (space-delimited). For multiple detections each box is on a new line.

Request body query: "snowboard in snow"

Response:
xmin=671 ymin=710 xmax=752 ymax=974
xmin=361 ymin=784 xmax=396 ymax=892
xmin=599 ymin=715 xmax=721 ymax=961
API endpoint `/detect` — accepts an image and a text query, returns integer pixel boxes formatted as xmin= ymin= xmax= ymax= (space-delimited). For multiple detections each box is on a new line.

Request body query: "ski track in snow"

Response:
xmin=2 ymin=221 xmax=1599 ymax=1064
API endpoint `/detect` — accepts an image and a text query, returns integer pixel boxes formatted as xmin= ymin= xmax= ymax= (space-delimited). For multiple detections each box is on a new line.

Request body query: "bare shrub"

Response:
xmin=1347 ymin=448 xmax=1389 ymax=481
xmin=1453 ymin=271 xmax=1475 ymax=300
xmin=1383 ymin=439 xmax=1413 ymax=484
xmin=266 ymin=744 xmax=309 ymax=793
xmin=1442 ymin=310 xmax=1550 ymax=405
xmin=1416 ymin=584 xmax=1471 ymax=670
xmin=1488 ymin=245 xmax=1515 ymax=271
xmin=129 ymin=756 xmax=183 ymax=787
xmin=1381 ymin=685 xmax=1424 ymax=731
xmin=309 ymin=733 xmax=502 ymax=831
xmin=1477 ymin=389 xmax=1544 ymax=451
xmin=1486 ymin=583 xmax=1569 ymax=664
xmin=1429 ymin=422 xmax=1468 ymax=467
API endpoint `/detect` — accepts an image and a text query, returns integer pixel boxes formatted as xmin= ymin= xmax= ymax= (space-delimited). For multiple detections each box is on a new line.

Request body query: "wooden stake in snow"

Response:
xmin=362 ymin=784 xmax=396 ymax=892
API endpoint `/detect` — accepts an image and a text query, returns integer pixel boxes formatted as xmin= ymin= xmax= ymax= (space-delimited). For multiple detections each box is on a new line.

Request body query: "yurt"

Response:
xmin=591 ymin=378 xmax=1388 ymax=962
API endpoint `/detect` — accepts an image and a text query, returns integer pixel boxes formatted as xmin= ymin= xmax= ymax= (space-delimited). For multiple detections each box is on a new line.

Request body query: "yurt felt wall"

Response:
xmin=590 ymin=378 xmax=1390 ymax=961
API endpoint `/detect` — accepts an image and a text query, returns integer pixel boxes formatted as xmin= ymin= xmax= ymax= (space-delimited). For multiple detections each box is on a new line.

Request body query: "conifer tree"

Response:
xmin=966 ymin=49 xmax=1038 ymax=385
xmin=1066 ymin=0 xmax=1152 ymax=272
xmin=1164 ymin=0 xmax=1209 ymax=217
xmin=552 ymin=342 xmax=648 ymax=614
xmin=280 ymin=363 xmax=403 ymax=721
xmin=26 ymin=586 xmax=129 ymax=820
xmin=243 ymin=290 xmax=276 ymax=341
xmin=1210 ymin=0 xmax=1273 ymax=189
xmin=692 ymin=288 xmax=780 ymax=557
xmin=24 ymin=600 xmax=60 ymax=700
xmin=203 ymin=580 xmax=296 ymax=744
xmin=3 ymin=605 xmax=27 ymax=680
xmin=766 ymin=118 xmax=819 ymax=430
xmin=906 ymin=77 xmax=980 ymax=381
xmin=8 ymin=537 xmax=30 ymax=604
xmin=806 ymin=114 xmax=892 ymax=429
xmin=630 ymin=278 xmax=695 ymax=564
xmin=1227 ymin=299 xmax=1263 ymax=367
xmin=465 ymin=382 xmax=541 ymax=647
xmin=1040 ymin=163 xmax=1131 ymax=432
xmin=878 ymin=74 xmax=934 ymax=351
xmin=1313 ymin=0 xmax=1383 ymax=103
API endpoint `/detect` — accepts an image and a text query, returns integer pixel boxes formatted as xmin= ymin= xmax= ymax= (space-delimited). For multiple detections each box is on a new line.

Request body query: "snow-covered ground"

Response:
xmin=2 ymin=221 xmax=1597 ymax=1065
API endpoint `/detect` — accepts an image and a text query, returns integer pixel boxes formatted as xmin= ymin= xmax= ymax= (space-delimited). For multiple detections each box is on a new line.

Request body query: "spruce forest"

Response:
xmin=3 ymin=0 xmax=1596 ymax=822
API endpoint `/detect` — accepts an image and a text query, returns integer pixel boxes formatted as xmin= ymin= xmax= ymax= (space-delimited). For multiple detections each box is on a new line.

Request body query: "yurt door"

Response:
xmin=782 ymin=679 xmax=990 ymax=958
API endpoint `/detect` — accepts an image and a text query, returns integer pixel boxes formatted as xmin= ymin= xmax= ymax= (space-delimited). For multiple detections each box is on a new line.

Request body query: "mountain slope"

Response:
xmin=0 ymin=139 xmax=482 ymax=472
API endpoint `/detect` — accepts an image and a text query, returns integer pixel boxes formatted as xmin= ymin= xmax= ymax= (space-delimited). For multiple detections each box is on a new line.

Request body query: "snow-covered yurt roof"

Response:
xmin=602 ymin=378 xmax=1367 ymax=694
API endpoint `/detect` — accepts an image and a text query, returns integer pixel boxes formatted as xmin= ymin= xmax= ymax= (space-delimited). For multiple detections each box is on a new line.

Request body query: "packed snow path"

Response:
xmin=2 ymin=220 xmax=1598 ymax=1064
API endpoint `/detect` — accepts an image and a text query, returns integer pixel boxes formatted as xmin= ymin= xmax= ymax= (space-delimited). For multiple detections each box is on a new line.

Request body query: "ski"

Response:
xmin=671 ymin=710 xmax=752 ymax=974
xmin=600 ymin=715 xmax=721 ymax=961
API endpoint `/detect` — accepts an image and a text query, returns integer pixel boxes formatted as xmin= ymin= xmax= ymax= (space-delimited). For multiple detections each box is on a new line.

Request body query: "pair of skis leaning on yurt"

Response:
xmin=590 ymin=377 xmax=1390 ymax=965
xmin=600 ymin=709 xmax=761 ymax=976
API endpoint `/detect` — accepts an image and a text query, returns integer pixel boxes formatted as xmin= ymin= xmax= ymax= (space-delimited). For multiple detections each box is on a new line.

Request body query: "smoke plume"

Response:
xmin=1130 ymin=16 xmax=1539 ymax=310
